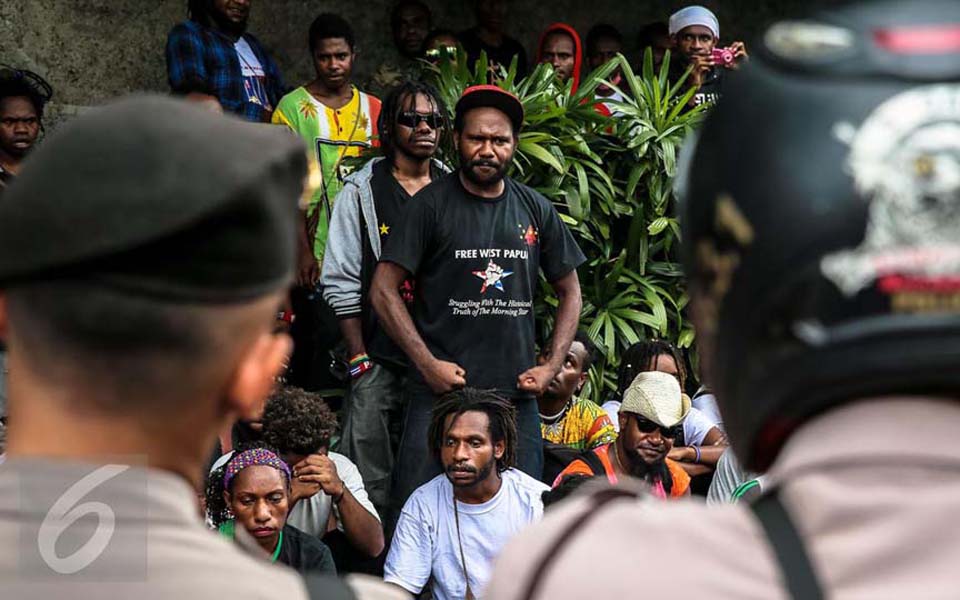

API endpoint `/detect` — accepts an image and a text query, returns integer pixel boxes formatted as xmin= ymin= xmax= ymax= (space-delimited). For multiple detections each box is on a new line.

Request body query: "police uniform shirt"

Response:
xmin=486 ymin=398 xmax=960 ymax=599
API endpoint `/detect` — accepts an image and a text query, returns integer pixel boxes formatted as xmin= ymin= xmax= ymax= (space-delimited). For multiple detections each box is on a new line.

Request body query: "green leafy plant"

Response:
xmin=425 ymin=49 xmax=706 ymax=403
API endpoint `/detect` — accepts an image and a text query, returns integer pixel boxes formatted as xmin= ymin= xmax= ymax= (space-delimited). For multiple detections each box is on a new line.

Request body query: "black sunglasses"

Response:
xmin=632 ymin=415 xmax=681 ymax=439
xmin=397 ymin=111 xmax=444 ymax=129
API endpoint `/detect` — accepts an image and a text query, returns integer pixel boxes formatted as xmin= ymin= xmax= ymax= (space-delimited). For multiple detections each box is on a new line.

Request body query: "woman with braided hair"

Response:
xmin=205 ymin=443 xmax=336 ymax=575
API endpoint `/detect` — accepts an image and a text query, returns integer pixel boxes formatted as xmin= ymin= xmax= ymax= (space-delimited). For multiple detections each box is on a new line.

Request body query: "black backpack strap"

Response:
xmin=750 ymin=490 xmax=824 ymax=600
xmin=521 ymin=487 xmax=638 ymax=600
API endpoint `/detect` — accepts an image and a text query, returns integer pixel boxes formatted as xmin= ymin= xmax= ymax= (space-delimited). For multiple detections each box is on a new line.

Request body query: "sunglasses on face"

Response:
xmin=633 ymin=415 xmax=681 ymax=439
xmin=396 ymin=111 xmax=444 ymax=129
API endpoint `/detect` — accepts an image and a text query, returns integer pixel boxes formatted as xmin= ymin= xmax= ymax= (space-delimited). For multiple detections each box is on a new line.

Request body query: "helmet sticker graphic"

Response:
xmin=821 ymin=85 xmax=960 ymax=310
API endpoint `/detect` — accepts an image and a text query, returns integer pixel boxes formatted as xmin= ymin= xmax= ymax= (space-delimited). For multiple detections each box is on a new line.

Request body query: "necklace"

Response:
xmin=539 ymin=399 xmax=572 ymax=425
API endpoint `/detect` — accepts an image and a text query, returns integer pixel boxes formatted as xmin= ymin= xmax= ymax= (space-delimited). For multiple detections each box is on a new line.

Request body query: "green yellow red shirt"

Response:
xmin=541 ymin=398 xmax=617 ymax=450
xmin=272 ymin=85 xmax=381 ymax=261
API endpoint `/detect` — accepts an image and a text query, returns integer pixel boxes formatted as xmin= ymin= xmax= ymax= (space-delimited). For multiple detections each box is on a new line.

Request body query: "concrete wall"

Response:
xmin=1 ymin=0 xmax=830 ymax=127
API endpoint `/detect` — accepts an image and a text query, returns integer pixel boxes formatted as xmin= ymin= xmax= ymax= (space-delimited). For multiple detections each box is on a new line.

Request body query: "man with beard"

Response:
xmin=384 ymin=389 xmax=548 ymax=600
xmin=0 ymin=69 xmax=49 ymax=192
xmin=321 ymin=81 xmax=449 ymax=519
xmin=554 ymin=371 xmax=691 ymax=499
xmin=166 ymin=0 xmax=285 ymax=122
xmin=371 ymin=85 xmax=585 ymax=520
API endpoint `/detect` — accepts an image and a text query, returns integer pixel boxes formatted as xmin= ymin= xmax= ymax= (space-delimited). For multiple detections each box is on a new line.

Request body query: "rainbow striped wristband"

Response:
xmin=349 ymin=353 xmax=372 ymax=378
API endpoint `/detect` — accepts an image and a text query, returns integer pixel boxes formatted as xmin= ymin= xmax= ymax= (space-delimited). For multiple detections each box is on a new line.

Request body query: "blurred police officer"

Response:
xmin=487 ymin=0 xmax=960 ymax=597
xmin=0 ymin=96 xmax=403 ymax=600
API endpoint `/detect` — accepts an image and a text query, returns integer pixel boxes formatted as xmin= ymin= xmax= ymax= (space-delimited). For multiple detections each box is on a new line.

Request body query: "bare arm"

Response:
xmin=294 ymin=455 xmax=384 ymax=557
xmin=668 ymin=426 xmax=729 ymax=470
xmin=370 ymin=262 xmax=465 ymax=393
xmin=518 ymin=269 xmax=582 ymax=393
xmin=545 ymin=269 xmax=583 ymax=371
xmin=338 ymin=317 xmax=366 ymax=359
xmin=334 ymin=488 xmax=385 ymax=557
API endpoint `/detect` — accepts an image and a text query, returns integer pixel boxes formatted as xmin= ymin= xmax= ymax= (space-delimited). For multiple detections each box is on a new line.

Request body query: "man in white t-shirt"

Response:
xmin=385 ymin=389 xmax=548 ymax=600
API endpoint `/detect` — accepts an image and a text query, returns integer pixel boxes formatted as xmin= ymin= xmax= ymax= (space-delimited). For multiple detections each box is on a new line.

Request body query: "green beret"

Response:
xmin=0 ymin=94 xmax=307 ymax=302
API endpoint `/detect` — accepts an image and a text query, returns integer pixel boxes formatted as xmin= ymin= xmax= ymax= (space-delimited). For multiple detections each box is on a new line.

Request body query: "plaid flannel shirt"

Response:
xmin=165 ymin=20 xmax=286 ymax=123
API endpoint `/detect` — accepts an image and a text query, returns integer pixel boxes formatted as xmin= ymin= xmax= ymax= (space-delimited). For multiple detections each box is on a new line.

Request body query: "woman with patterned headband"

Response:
xmin=205 ymin=444 xmax=336 ymax=575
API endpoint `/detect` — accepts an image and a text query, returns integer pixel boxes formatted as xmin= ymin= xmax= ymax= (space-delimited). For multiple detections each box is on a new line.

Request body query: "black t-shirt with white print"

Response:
xmin=380 ymin=171 xmax=586 ymax=397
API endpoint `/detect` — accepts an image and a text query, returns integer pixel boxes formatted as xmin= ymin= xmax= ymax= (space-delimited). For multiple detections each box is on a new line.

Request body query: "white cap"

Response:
xmin=619 ymin=371 xmax=691 ymax=428
xmin=669 ymin=5 xmax=720 ymax=39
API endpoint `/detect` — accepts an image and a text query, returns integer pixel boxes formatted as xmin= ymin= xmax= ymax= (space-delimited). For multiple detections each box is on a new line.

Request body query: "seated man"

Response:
xmin=706 ymin=447 xmax=765 ymax=505
xmin=385 ymin=389 xmax=548 ymax=600
xmin=213 ymin=386 xmax=385 ymax=567
xmin=556 ymin=371 xmax=691 ymax=498
xmin=604 ymin=339 xmax=727 ymax=478
xmin=538 ymin=330 xmax=615 ymax=450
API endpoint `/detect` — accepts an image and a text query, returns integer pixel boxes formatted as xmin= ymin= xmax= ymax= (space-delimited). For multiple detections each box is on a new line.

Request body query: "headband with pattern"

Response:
xmin=222 ymin=447 xmax=292 ymax=491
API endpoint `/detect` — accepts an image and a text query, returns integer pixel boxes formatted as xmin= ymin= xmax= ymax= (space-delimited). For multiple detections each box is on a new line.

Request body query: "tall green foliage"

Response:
xmin=425 ymin=50 xmax=706 ymax=403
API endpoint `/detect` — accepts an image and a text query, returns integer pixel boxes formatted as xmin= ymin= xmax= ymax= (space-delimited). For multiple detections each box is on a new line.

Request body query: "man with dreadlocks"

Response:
xmin=0 ymin=67 xmax=50 ymax=191
xmin=165 ymin=0 xmax=285 ymax=122
xmin=321 ymin=80 xmax=449 ymax=519
xmin=384 ymin=388 xmax=548 ymax=600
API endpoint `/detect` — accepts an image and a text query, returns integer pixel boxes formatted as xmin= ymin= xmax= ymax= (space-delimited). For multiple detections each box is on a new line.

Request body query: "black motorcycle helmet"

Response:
xmin=681 ymin=0 xmax=960 ymax=472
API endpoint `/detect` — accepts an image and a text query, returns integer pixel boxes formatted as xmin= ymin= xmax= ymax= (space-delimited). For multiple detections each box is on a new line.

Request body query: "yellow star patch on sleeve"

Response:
xmin=379 ymin=223 xmax=390 ymax=235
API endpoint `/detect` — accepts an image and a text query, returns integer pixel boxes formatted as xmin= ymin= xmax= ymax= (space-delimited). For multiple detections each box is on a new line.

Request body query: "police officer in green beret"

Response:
xmin=0 ymin=95 xmax=402 ymax=600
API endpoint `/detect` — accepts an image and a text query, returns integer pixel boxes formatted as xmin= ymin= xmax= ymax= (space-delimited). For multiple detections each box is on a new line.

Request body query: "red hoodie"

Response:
xmin=536 ymin=23 xmax=584 ymax=92
xmin=535 ymin=23 xmax=612 ymax=117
